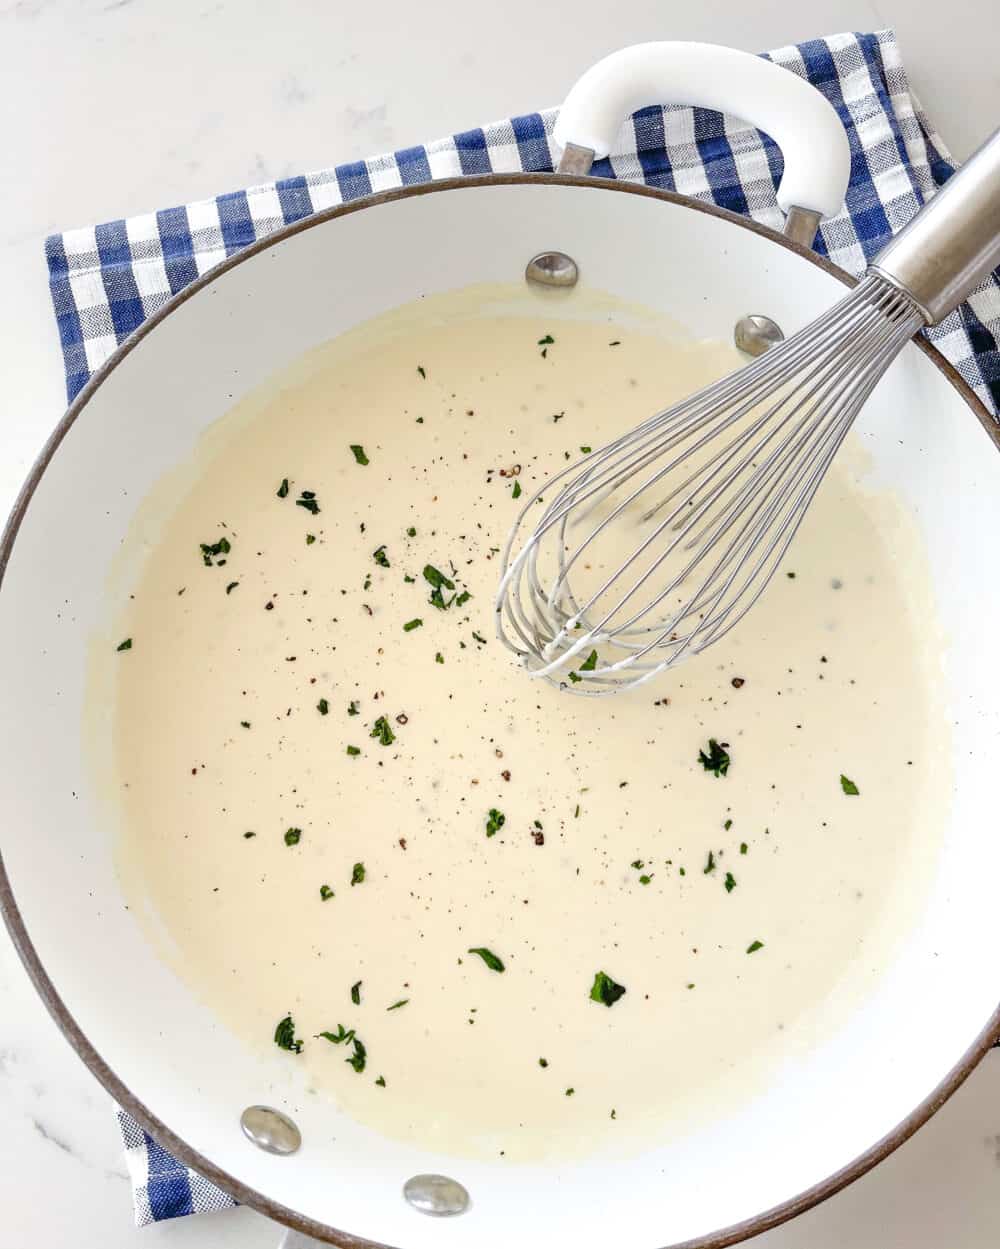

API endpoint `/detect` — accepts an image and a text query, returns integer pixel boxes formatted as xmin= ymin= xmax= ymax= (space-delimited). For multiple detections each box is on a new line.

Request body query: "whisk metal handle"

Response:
xmin=870 ymin=129 xmax=1000 ymax=325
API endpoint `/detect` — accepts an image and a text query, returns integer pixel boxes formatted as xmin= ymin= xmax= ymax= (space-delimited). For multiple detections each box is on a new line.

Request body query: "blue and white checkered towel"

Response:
xmin=44 ymin=26 xmax=1000 ymax=1229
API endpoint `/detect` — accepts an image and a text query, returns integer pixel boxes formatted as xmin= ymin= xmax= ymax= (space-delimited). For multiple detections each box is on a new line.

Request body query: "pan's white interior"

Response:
xmin=1 ymin=183 xmax=999 ymax=1248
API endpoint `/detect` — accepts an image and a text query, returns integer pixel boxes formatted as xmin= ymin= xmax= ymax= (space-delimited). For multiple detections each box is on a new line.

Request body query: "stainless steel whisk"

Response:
xmin=497 ymin=130 xmax=1000 ymax=694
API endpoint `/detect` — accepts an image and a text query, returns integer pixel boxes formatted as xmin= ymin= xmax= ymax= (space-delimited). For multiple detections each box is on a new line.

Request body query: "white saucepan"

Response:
xmin=2 ymin=42 xmax=999 ymax=1249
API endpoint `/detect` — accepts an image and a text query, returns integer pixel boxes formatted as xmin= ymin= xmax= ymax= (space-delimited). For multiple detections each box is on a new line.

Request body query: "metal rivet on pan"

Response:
xmin=240 ymin=1105 xmax=302 ymax=1155
xmin=525 ymin=251 xmax=579 ymax=288
xmin=403 ymin=1173 xmax=470 ymax=1216
xmin=734 ymin=314 xmax=785 ymax=358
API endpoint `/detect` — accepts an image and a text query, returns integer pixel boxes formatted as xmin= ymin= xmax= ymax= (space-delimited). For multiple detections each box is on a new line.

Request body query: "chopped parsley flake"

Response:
xmin=320 ymin=885 xmax=334 ymax=900
xmin=512 ymin=480 xmax=522 ymax=499
xmin=371 ymin=715 xmax=396 ymax=745
xmin=639 ymin=874 xmax=652 ymax=885
xmin=565 ymin=1087 xmax=574 ymax=1096
xmin=423 ymin=564 xmax=455 ymax=591
xmin=318 ymin=1026 xmax=366 ymax=1072
xmin=740 ymin=842 xmax=748 ymax=855
xmin=403 ymin=618 xmax=423 ymax=632
xmin=468 ymin=947 xmax=505 ymax=972
xmin=406 ymin=526 xmax=417 ymax=537
xmin=417 ymin=365 xmax=426 ymax=379
xmin=698 ymin=738 xmax=730 ymax=777
xmin=350 ymin=444 xmax=369 ymax=466
xmin=116 ymin=638 xmax=132 ymax=652
xmin=318 ymin=1023 xmax=353 ymax=1044
xmin=317 ymin=698 xmax=329 ymax=715
xmin=375 ymin=1075 xmax=386 ymax=1087
xmin=746 ymin=940 xmax=765 ymax=954
xmin=724 ymin=818 xmax=733 ymax=830
xmin=472 ymin=631 xmax=487 ymax=645
xmin=296 ymin=491 xmax=320 ymax=515
xmin=580 ymin=446 xmax=592 ymax=454
xmin=724 ymin=872 xmax=737 ymax=893
xmin=485 ymin=808 xmax=505 ymax=837
xmin=435 ymin=652 xmax=444 ymax=664
xmin=568 ymin=671 xmax=582 ymax=683
xmin=590 ymin=970 xmax=626 ymax=1007
xmin=704 ymin=850 xmax=716 ymax=874
xmin=580 ymin=649 xmax=598 ymax=671
xmin=274 ymin=1013 xmax=302 ymax=1053
xmin=240 ymin=720 xmax=250 ymax=728
xmin=346 ymin=745 xmax=361 ymax=756
xmin=350 ymin=862 xmax=366 ymax=886
xmin=455 ymin=589 xmax=472 ymax=607
xmin=276 ymin=478 xmax=289 ymax=498
xmin=225 ymin=581 xmax=239 ymax=594
xmin=373 ymin=546 xmax=390 ymax=568
xmin=199 ymin=536 xmax=231 ymax=567
xmin=351 ymin=981 xmax=362 ymax=1004
xmin=348 ymin=701 xmax=359 ymax=716
xmin=538 ymin=1057 xmax=548 ymax=1068
xmin=306 ymin=533 xmax=316 ymax=545
xmin=243 ymin=831 xmax=256 ymax=839
xmin=840 ymin=774 xmax=860 ymax=795
xmin=386 ymin=999 xmax=409 ymax=1011
xmin=284 ymin=828 xmax=302 ymax=846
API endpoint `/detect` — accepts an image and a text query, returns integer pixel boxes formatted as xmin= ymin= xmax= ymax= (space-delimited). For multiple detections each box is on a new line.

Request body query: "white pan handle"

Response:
xmin=553 ymin=42 xmax=851 ymax=238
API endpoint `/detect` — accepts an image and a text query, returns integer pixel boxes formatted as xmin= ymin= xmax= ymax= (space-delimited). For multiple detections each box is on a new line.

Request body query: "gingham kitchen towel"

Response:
xmin=44 ymin=27 xmax=1000 ymax=1228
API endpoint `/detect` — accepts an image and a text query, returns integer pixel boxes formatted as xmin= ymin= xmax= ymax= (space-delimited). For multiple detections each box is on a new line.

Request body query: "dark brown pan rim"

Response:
xmin=1 ymin=173 xmax=998 ymax=1249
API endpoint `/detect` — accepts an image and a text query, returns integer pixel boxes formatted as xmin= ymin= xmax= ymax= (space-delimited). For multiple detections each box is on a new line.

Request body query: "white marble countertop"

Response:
xmin=2 ymin=1 xmax=999 ymax=1244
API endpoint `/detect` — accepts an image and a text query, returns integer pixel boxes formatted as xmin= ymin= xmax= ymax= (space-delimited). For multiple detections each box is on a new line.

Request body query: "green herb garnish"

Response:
xmin=468 ymin=947 xmax=505 ymax=972
xmin=350 ymin=444 xmax=369 ymax=466
xmin=406 ymin=526 xmax=417 ymax=537
xmin=724 ymin=872 xmax=737 ymax=893
xmin=512 ymin=480 xmax=522 ymax=499
xmin=371 ymin=715 xmax=395 ymax=745
xmin=840 ymin=774 xmax=860 ymax=795
xmin=320 ymin=884 xmax=334 ymax=900
xmin=455 ymin=590 xmax=471 ymax=607
xmin=746 ymin=940 xmax=765 ymax=954
xmin=417 ymin=365 xmax=426 ymax=379
xmin=423 ymin=564 xmax=454 ymax=591
xmin=284 ymin=828 xmax=302 ymax=846
xmin=590 ymin=970 xmax=626 ymax=1007
xmin=740 ymin=842 xmax=748 ymax=855
xmin=639 ymin=874 xmax=652 ymax=885
xmin=373 ymin=546 xmax=390 ymax=568
xmin=199 ymin=536 xmax=231 ymax=567
xmin=485 ymin=808 xmax=505 ymax=837
xmin=704 ymin=850 xmax=716 ymax=874
xmin=116 ymin=638 xmax=132 ymax=652
xmin=568 ymin=671 xmax=582 ymax=683
xmin=318 ymin=1023 xmax=353 ymax=1044
xmin=317 ymin=698 xmax=329 ymax=715
xmin=538 ymin=1057 xmax=548 ymax=1068
xmin=435 ymin=652 xmax=444 ymax=664
xmin=243 ymin=831 xmax=256 ymax=839
xmin=386 ymin=999 xmax=409 ymax=1011
xmin=348 ymin=701 xmax=359 ymax=716
xmin=225 ymin=581 xmax=239 ymax=594
xmin=698 ymin=738 xmax=730 ymax=777
xmin=351 ymin=862 xmax=366 ymax=886
xmin=274 ymin=1013 xmax=303 ymax=1053
xmin=375 ymin=1075 xmax=386 ymax=1086
xmin=351 ymin=981 xmax=362 ymax=1004
xmin=346 ymin=1037 xmax=367 ymax=1072
xmin=403 ymin=618 xmax=423 ymax=632
xmin=346 ymin=745 xmax=361 ymax=756
xmin=306 ymin=533 xmax=316 ymax=545
xmin=276 ymin=478 xmax=289 ymax=498
xmin=580 ymin=649 xmax=598 ymax=672
xmin=296 ymin=491 xmax=320 ymax=515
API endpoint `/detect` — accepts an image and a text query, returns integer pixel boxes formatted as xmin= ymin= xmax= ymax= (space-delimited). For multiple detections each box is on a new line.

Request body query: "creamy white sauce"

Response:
xmin=109 ymin=285 xmax=947 ymax=1162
